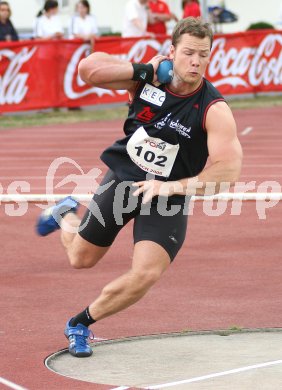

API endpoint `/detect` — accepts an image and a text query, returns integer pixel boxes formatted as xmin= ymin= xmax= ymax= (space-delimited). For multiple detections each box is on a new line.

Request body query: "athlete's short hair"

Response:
xmin=172 ymin=17 xmax=213 ymax=49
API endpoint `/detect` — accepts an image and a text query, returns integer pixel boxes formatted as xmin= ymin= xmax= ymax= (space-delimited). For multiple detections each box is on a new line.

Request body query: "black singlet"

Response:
xmin=79 ymin=79 xmax=226 ymax=257
xmin=101 ymin=77 xmax=225 ymax=183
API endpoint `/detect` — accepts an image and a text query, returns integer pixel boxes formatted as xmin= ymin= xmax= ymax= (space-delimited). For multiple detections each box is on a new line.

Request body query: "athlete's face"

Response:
xmin=170 ymin=33 xmax=211 ymax=87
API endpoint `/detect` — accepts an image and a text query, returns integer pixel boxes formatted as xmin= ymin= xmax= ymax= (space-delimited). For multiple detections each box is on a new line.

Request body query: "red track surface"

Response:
xmin=1 ymin=106 xmax=282 ymax=390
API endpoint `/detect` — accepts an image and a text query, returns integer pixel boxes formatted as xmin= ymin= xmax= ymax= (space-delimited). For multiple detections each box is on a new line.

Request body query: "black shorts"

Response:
xmin=78 ymin=170 xmax=189 ymax=261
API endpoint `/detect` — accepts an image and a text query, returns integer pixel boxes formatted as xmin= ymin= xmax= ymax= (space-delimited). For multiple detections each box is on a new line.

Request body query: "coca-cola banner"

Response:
xmin=0 ymin=30 xmax=281 ymax=113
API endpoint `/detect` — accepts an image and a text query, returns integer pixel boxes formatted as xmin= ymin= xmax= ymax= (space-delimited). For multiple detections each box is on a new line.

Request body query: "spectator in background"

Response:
xmin=34 ymin=0 xmax=64 ymax=39
xmin=147 ymin=0 xmax=178 ymax=35
xmin=69 ymin=0 xmax=98 ymax=41
xmin=182 ymin=0 xmax=201 ymax=19
xmin=69 ymin=0 xmax=97 ymax=110
xmin=122 ymin=0 xmax=149 ymax=37
xmin=0 ymin=1 xmax=18 ymax=41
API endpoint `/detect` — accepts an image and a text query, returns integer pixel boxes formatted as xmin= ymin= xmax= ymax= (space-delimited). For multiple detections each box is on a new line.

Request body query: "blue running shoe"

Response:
xmin=64 ymin=320 xmax=94 ymax=357
xmin=36 ymin=196 xmax=79 ymax=236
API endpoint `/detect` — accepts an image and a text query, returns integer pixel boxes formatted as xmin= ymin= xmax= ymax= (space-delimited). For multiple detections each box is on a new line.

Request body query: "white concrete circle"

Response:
xmin=45 ymin=329 xmax=282 ymax=389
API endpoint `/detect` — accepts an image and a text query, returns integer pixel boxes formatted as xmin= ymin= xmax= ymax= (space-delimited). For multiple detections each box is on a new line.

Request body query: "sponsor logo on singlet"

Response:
xmin=140 ymin=84 xmax=166 ymax=107
xmin=154 ymin=113 xmax=192 ymax=138
xmin=137 ymin=106 xmax=156 ymax=123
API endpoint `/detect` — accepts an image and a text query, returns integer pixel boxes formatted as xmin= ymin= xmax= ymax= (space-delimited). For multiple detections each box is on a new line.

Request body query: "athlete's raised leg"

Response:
xmin=36 ymin=170 xmax=126 ymax=270
xmin=60 ymin=212 xmax=110 ymax=269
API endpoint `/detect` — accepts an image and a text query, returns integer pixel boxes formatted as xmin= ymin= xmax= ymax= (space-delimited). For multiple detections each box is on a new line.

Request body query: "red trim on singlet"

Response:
xmin=165 ymin=79 xmax=204 ymax=98
xmin=202 ymin=98 xmax=226 ymax=132
xmin=128 ymin=81 xmax=141 ymax=105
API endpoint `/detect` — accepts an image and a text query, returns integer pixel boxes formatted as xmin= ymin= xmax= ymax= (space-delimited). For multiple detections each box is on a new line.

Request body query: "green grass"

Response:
xmin=228 ymin=95 xmax=282 ymax=109
xmin=0 ymin=105 xmax=129 ymax=129
xmin=228 ymin=325 xmax=243 ymax=332
xmin=0 ymin=95 xmax=281 ymax=129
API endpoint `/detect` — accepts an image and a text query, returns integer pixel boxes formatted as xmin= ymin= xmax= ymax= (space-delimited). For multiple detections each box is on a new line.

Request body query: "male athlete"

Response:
xmin=37 ymin=18 xmax=242 ymax=357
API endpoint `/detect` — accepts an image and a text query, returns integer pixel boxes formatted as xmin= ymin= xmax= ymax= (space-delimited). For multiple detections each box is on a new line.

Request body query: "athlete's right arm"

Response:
xmin=78 ymin=52 xmax=136 ymax=92
xmin=78 ymin=52 xmax=168 ymax=94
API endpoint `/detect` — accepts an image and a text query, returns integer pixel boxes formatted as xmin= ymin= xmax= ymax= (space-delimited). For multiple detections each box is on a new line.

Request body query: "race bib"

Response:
xmin=126 ymin=127 xmax=179 ymax=177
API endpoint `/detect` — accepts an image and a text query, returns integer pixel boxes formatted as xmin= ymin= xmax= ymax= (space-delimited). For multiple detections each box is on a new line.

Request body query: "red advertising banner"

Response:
xmin=0 ymin=30 xmax=281 ymax=113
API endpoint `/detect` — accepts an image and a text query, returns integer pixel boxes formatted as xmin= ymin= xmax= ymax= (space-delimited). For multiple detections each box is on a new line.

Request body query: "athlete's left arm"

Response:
xmin=133 ymin=102 xmax=243 ymax=202
xmin=193 ymin=101 xmax=243 ymax=194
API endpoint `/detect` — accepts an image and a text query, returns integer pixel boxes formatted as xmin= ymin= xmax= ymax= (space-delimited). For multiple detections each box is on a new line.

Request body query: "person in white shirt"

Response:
xmin=34 ymin=0 xmax=64 ymax=39
xmin=122 ymin=0 xmax=150 ymax=37
xmin=69 ymin=0 xmax=98 ymax=41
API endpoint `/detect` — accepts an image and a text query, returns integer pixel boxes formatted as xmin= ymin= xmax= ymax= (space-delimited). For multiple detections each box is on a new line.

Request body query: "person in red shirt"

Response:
xmin=148 ymin=0 xmax=178 ymax=35
xmin=183 ymin=0 xmax=201 ymax=18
